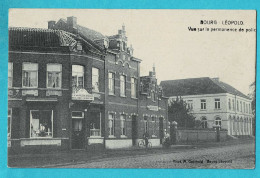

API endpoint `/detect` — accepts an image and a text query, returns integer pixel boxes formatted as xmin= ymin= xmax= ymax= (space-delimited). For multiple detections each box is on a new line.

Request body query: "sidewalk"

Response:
xmin=8 ymin=137 xmax=255 ymax=168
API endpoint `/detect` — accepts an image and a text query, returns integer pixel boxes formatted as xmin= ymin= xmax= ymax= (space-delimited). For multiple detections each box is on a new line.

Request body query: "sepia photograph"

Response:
xmin=7 ymin=9 xmax=256 ymax=169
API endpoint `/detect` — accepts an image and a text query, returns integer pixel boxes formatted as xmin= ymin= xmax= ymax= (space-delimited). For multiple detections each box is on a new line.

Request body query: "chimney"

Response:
xmin=149 ymin=71 xmax=153 ymax=77
xmin=48 ymin=21 xmax=56 ymax=29
xmin=212 ymin=77 xmax=219 ymax=82
xmin=67 ymin=16 xmax=77 ymax=30
xmin=153 ymin=63 xmax=156 ymax=77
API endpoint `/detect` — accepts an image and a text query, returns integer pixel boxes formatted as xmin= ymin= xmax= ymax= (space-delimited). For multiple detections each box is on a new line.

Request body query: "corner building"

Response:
xmin=8 ymin=16 xmax=168 ymax=152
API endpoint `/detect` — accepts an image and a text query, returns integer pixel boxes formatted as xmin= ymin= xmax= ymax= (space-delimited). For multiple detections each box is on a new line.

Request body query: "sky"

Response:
xmin=9 ymin=9 xmax=256 ymax=95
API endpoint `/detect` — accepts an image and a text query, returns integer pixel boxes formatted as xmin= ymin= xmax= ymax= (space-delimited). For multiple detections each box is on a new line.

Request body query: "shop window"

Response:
xmin=72 ymin=65 xmax=84 ymax=88
xmin=120 ymin=75 xmax=126 ymax=97
xmin=108 ymin=113 xmax=115 ymax=136
xmin=108 ymin=72 xmax=115 ymax=95
xmin=215 ymin=117 xmax=222 ymax=129
xmin=30 ymin=110 xmax=53 ymax=138
xmin=8 ymin=62 xmax=13 ymax=87
xmin=22 ymin=63 xmax=38 ymax=88
xmin=201 ymin=99 xmax=206 ymax=110
xmin=92 ymin=68 xmax=99 ymax=92
xmin=201 ymin=117 xmax=207 ymax=128
xmin=215 ymin=98 xmax=221 ymax=109
xmin=90 ymin=112 xmax=101 ymax=137
xmin=144 ymin=116 xmax=148 ymax=133
xmin=8 ymin=108 xmax=12 ymax=138
xmin=120 ymin=114 xmax=126 ymax=136
xmin=47 ymin=64 xmax=62 ymax=88
xmin=131 ymin=77 xmax=137 ymax=98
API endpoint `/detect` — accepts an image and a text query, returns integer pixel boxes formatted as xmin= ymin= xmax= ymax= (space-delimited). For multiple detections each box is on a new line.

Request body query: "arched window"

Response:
xmin=215 ymin=117 xmax=222 ymax=129
xmin=201 ymin=117 xmax=207 ymax=128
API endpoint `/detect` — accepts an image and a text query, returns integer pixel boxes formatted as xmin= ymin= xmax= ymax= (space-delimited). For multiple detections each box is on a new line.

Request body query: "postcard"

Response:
xmin=7 ymin=9 xmax=256 ymax=169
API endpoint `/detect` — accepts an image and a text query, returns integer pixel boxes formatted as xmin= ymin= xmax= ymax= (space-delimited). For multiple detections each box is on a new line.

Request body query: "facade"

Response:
xmin=8 ymin=16 xmax=168 ymax=152
xmin=161 ymin=77 xmax=253 ymax=136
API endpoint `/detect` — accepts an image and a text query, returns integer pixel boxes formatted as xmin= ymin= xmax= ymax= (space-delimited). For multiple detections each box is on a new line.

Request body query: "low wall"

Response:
xmin=176 ymin=129 xmax=227 ymax=143
xmin=8 ymin=138 xmax=70 ymax=154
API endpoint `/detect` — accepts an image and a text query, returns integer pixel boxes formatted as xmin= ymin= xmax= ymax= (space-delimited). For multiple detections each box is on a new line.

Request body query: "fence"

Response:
xmin=176 ymin=129 xmax=227 ymax=143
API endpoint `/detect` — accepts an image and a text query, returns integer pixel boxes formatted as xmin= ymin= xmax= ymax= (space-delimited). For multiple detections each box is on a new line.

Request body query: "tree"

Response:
xmin=249 ymin=82 xmax=255 ymax=136
xmin=168 ymin=97 xmax=195 ymax=128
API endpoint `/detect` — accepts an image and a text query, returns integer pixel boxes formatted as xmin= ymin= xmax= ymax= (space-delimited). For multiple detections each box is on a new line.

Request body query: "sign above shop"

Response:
xmin=72 ymin=88 xmax=94 ymax=101
xmin=147 ymin=105 xmax=159 ymax=111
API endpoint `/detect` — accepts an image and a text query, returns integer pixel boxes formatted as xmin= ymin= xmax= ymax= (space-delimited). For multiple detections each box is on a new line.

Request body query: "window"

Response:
xmin=232 ymin=99 xmax=235 ymax=111
xmin=187 ymin=100 xmax=193 ymax=110
xmin=201 ymin=99 xmax=206 ymax=110
xmin=120 ymin=75 xmax=126 ymax=96
xmin=22 ymin=63 xmax=38 ymax=88
xmin=237 ymin=101 xmax=239 ymax=112
xmin=72 ymin=111 xmax=84 ymax=133
xmin=215 ymin=117 xmax=221 ymax=129
xmin=92 ymin=68 xmax=99 ymax=92
xmin=151 ymin=116 xmax=156 ymax=136
xmin=131 ymin=77 xmax=137 ymax=98
xmin=228 ymin=99 xmax=231 ymax=110
xmin=47 ymin=64 xmax=62 ymax=88
xmin=8 ymin=62 xmax=13 ymax=87
xmin=120 ymin=114 xmax=126 ymax=136
xmin=108 ymin=113 xmax=115 ymax=136
xmin=243 ymin=102 xmax=245 ymax=113
xmin=90 ymin=112 xmax=101 ymax=137
xmin=72 ymin=65 xmax=84 ymax=88
xmin=240 ymin=101 xmax=242 ymax=112
xmin=151 ymin=91 xmax=156 ymax=102
xmin=8 ymin=108 xmax=12 ymax=138
xmin=215 ymin=99 xmax=221 ymax=109
xmin=246 ymin=104 xmax=248 ymax=113
xmin=71 ymin=111 xmax=84 ymax=118
xmin=108 ymin=72 xmax=115 ymax=95
xmin=144 ymin=116 xmax=148 ymax=133
xmin=201 ymin=117 xmax=207 ymax=128
xmin=30 ymin=110 xmax=53 ymax=138
xmin=249 ymin=104 xmax=251 ymax=114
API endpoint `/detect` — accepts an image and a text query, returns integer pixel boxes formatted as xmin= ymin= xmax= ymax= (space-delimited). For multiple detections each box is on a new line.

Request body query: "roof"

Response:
xmin=9 ymin=27 xmax=77 ymax=47
xmin=77 ymin=25 xmax=106 ymax=42
xmin=160 ymin=77 xmax=250 ymax=99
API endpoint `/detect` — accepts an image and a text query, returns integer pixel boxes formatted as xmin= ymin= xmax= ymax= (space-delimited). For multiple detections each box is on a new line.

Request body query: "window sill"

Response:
xmin=108 ymin=135 xmax=116 ymax=138
xmin=131 ymin=97 xmax=138 ymax=100
xmin=108 ymin=93 xmax=116 ymax=96
xmin=200 ymin=109 xmax=207 ymax=111
xmin=152 ymin=135 xmax=157 ymax=138
xmin=89 ymin=136 xmax=104 ymax=139
xmin=120 ymin=135 xmax=127 ymax=138
xmin=120 ymin=95 xmax=127 ymax=98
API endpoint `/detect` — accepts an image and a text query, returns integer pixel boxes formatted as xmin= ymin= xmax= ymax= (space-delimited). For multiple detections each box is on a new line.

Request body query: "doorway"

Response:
xmin=72 ymin=119 xmax=84 ymax=149
xmin=159 ymin=117 xmax=164 ymax=144
xmin=131 ymin=115 xmax=137 ymax=146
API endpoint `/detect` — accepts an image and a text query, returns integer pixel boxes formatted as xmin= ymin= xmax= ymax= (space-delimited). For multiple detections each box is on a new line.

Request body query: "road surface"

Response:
xmin=59 ymin=142 xmax=255 ymax=169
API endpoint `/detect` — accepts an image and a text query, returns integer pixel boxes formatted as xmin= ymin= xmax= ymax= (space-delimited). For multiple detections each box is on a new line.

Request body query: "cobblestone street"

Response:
xmin=59 ymin=142 xmax=255 ymax=169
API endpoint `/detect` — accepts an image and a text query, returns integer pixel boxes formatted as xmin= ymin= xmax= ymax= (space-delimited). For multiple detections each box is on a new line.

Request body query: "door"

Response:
xmin=72 ymin=119 xmax=84 ymax=149
xmin=132 ymin=115 xmax=137 ymax=146
xmin=159 ymin=117 xmax=164 ymax=144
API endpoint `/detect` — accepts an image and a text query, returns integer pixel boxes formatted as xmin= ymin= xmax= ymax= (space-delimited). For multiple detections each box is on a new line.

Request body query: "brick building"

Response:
xmin=161 ymin=77 xmax=253 ymax=136
xmin=8 ymin=16 xmax=168 ymax=152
